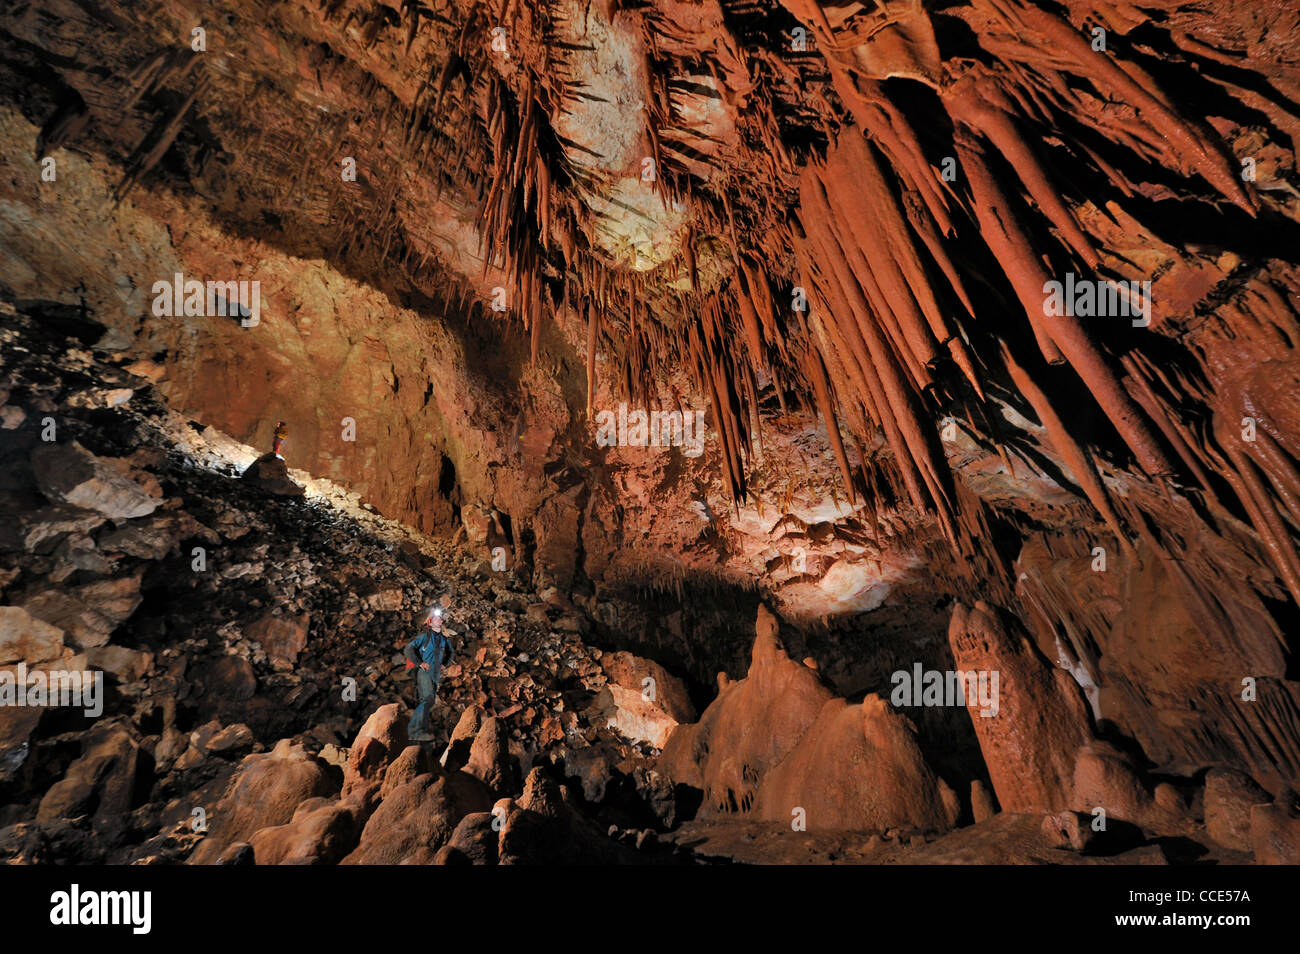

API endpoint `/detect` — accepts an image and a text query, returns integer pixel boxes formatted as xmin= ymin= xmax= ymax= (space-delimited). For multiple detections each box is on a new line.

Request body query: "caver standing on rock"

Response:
xmin=404 ymin=604 xmax=455 ymax=742
xmin=272 ymin=420 xmax=288 ymax=458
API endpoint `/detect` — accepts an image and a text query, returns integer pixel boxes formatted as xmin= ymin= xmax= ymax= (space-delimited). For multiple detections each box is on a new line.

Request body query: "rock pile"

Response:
xmin=0 ymin=305 xmax=695 ymax=863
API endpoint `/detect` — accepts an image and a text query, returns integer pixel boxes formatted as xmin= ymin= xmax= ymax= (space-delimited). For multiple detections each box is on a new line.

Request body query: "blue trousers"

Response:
xmin=408 ymin=669 xmax=440 ymax=740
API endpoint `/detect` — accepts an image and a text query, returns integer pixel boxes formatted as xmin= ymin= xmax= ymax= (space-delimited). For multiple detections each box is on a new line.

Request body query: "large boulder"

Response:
xmin=438 ymin=811 xmax=500 ymax=865
xmin=0 ymin=605 xmax=65 ymax=666
xmin=19 ymin=572 xmax=144 ymax=650
xmin=380 ymin=745 xmax=436 ymax=801
xmin=245 ymin=611 xmax=310 ymax=668
xmin=31 ymin=442 xmax=159 ymax=520
xmin=86 ymin=645 xmax=153 ymax=682
xmin=204 ymin=655 xmax=257 ymax=700
xmin=15 ymin=505 xmax=106 ymax=553
xmin=188 ymin=739 xmax=339 ymax=864
xmin=96 ymin=512 xmax=190 ymax=560
xmin=948 ymin=601 xmax=1093 ymax=813
xmin=37 ymin=724 xmax=139 ymax=824
xmin=754 ymin=695 xmax=952 ymax=833
xmin=596 ymin=651 xmax=696 ymax=749
xmin=1071 ymin=741 xmax=1152 ymax=824
xmin=240 ymin=454 xmax=304 ymax=496
xmin=659 ymin=604 xmax=833 ymax=813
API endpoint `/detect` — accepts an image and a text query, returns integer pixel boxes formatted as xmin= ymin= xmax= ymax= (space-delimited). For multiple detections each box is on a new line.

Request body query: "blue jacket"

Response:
xmin=404 ymin=627 xmax=454 ymax=681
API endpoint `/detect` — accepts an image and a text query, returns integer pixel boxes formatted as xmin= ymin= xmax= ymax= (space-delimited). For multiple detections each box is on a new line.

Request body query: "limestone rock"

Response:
xmin=0 ymin=605 xmax=65 ymax=666
xmin=1250 ymin=800 xmax=1300 ymax=864
xmin=245 ymin=611 xmax=310 ymax=667
xmin=1204 ymin=768 xmax=1270 ymax=852
xmin=215 ymin=842 xmax=255 ymax=866
xmin=659 ymin=604 xmax=834 ymax=814
xmin=31 ymin=442 xmax=159 ymax=519
xmin=205 ymin=723 xmax=255 ymax=754
xmin=948 ymin=601 xmax=1093 ymax=813
xmin=0 ymin=709 xmax=42 ymax=765
xmin=342 ymin=704 xmax=409 ymax=805
xmin=1041 ymin=810 xmax=1143 ymax=854
xmin=20 ymin=572 xmax=143 ymax=650
xmin=971 ymin=779 xmax=997 ymax=823
xmin=96 ymin=513 xmax=188 ymax=560
xmin=341 ymin=768 xmax=493 ymax=864
xmin=596 ymin=650 xmax=695 ymax=749
xmin=361 ymin=586 xmax=403 ymax=613
xmin=465 ymin=716 xmax=519 ymax=796
xmin=442 ymin=704 xmax=486 ymax=770
xmin=754 ymin=695 xmax=951 ymax=833
xmin=380 ymin=744 xmax=436 ymax=801
xmin=440 ymin=810 xmax=499 ymax=864
xmin=205 ymin=655 xmax=257 ymax=700
xmin=496 ymin=767 xmax=641 ymax=864
xmin=188 ymin=739 xmax=338 ymax=864
xmin=17 ymin=505 xmax=105 ymax=553
xmin=37 ymin=724 xmax=139 ymax=824
xmin=249 ymin=798 xmax=363 ymax=865
xmin=240 ymin=453 xmax=304 ymax=496
xmin=1071 ymin=741 xmax=1151 ymax=825
xmin=86 ymin=644 xmax=152 ymax=682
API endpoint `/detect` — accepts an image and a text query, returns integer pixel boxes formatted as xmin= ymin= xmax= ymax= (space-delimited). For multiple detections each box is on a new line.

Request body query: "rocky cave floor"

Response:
xmin=0 ymin=300 xmax=1273 ymax=864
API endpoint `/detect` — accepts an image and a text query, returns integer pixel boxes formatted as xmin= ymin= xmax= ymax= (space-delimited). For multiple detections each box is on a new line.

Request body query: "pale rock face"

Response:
xmin=31 ymin=442 xmax=158 ymax=520
xmin=0 ymin=605 xmax=66 ymax=666
xmin=596 ymin=650 xmax=695 ymax=749
xmin=600 ymin=682 xmax=678 ymax=750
